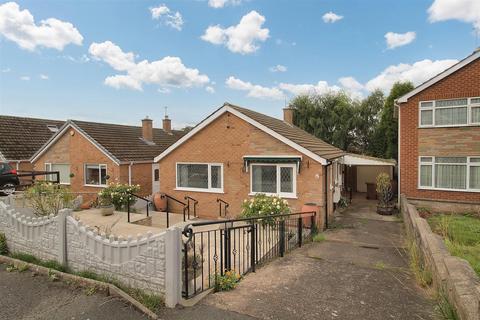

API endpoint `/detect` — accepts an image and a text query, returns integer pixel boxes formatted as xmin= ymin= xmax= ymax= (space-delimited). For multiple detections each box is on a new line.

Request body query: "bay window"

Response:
xmin=250 ymin=163 xmax=296 ymax=198
xmin=419 ymin=157 xmax=480 ymax=191
xmin=176 ymin=163 xmax=223 ymax=192
xmin=45 ymin=163 xmax=71 ymax=184
xmin=419 ymin=97 xmax=480 ymax=127
xmin=84 ymin=164 xmax=107 ymax=186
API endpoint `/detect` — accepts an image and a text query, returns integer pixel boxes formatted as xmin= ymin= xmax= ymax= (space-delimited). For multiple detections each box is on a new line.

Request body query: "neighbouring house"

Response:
xmin=154 ymin=102 xmax=347 ymax=226
xmin=397 ymin=49 xmax=480 ymax=212
xmin=31 ymin=116 xmax=184 ymax=197
xmin=0 ymin=115 xmax=64 ymax=171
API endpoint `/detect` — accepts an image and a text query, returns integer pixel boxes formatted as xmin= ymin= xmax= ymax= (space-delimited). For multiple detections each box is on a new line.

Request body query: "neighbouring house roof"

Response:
xmin=342 ymin=153 xmax=396 ymax=166
xmin=397 ymin=49 xmax=480 ymax=104
xmin=32 ymin=119 xmax=186 ymax=164
xmin=0 ymin=115 xmax=64 ymax=161
xmin=155 ymin=103 xmax=345 ymax=165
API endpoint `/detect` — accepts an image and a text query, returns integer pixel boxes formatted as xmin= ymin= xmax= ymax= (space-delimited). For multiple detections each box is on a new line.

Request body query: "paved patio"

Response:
xmin=197 ymin=198 xmax=439 ymax=320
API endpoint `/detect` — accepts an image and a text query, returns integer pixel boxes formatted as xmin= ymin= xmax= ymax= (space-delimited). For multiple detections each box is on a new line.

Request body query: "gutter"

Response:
xmin=128 ymin=162 xmax=133 ymax=186
xmin=324 ymin=161 xmax=333 ymax=229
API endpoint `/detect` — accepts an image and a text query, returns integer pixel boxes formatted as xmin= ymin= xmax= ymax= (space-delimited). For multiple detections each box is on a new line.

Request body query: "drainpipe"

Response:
xmin=16 ymin=161 xmax=20 ymax=171
xmin=324 ymin=161 xmax=333 ymax=229
xmin=395 ymin=100 xmax=401 ymax=208
xmin=128 ymin=162 xmax=133 ymax=186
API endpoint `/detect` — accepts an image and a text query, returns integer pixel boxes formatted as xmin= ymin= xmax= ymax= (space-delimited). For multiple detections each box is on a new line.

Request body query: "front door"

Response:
xmin=152 ymin=163 xmax=160 ymax=194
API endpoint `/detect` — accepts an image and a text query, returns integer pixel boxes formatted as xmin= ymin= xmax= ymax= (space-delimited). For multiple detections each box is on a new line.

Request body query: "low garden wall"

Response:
xmin=0 ymin=198 xmax=183 ymax=306
xmin=401 ymin=195 xmax=480 ymax=320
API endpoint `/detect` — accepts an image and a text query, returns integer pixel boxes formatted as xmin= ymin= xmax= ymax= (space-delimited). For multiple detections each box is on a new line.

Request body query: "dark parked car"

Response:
xmin=0 ymin=162 xmax=19 ymax=196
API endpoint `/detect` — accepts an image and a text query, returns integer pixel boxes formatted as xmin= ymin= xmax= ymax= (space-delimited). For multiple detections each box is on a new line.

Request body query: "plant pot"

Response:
xmin=377 ymin=204 xmax=394 ymax=216
xmin=153 ymin=192 xmax=167 ymax=211
xmin=99 ymin=205 xmax=114 ymax=216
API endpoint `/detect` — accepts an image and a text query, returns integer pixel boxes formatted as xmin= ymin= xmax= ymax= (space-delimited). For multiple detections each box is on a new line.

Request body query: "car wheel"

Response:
xmin=0 ymin=183 xmax=16 ymax=196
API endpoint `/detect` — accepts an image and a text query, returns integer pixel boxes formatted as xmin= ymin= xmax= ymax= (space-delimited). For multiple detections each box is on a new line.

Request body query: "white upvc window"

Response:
xmin=419 ymin=97 xmax=480 ymax=128
xmin=84 ymin=164 xmax=107 ymax=187
xmin=45 ymin=163 xmax=71 ymax=185
xmin=176 ymin=162 xmax=223 ymax=193
xmin=250 ymin=163 xmax=297 ymax=198
xmin=418 ymin=156 xmax=480 ymax=192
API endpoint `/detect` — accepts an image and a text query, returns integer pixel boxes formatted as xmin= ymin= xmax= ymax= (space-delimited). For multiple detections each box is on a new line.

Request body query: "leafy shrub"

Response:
xmin=98 ymin=183 xmax=140 ymax=211
xmin=25 ymin=182 xmax=74 ymax=216
xmin=313 ymin=233 xmax=326 ymax=243
xmin=376 ymin=173 xmax=393 ymax=207
xmin=0 ymin=233 xmax=8 ymax=255
xmin=240 ymin=194 xmax=290 ymax=225
xmin=214 ymin=270 xmax=241 ymax=291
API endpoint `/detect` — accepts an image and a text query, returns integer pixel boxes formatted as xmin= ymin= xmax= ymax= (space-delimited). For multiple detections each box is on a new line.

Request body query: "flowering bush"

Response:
xmin=25 ymin=181 xmax=74 ymax=216
xmin=98 ymin=183 xmax=140 ymax=211
xmin=214 ymin=270 xmax=241 ymax=291
xmin=240 ymin=194 xmax=290 ymax=225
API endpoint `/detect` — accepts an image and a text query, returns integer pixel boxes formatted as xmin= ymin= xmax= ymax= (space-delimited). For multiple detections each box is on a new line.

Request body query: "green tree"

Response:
xmin=291 ymin=92 xmax=356 ymax=151
xmin=370 ymin=81 xmax=414 ymax=159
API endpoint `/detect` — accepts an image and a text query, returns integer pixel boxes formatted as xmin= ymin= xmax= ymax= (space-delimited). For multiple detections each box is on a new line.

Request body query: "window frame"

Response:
xmin=175 ymin=162 xmax=224 ymax=193
xmin=418 ymin=156 xmax=480 ymax=192
xmin=45 ymin=163 xmax=71 ymax=185
xmin=418 ymin=97 xmax=480 ymax=128
xmin=84 ymin=163 xmax=108 ymax=187
xmin=249 ymin=163 xmax=297 ymax=199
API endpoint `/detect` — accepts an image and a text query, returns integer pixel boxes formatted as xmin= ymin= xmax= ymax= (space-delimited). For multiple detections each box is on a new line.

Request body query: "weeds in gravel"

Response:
xmin=313 ymin=233 xmax=326 ymax=243
xmin=0 ymin=233 xmax=8 ymax=255
xmin=9 ymin=252 xmax=67 ymax=272
xmin=407 ymin=238 xmax=432 ymax=287
xmin=435 ymin=290 xmax=459 ymax=320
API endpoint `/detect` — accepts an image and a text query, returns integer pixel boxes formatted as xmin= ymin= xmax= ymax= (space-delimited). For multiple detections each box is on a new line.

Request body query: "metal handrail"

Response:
xmin=161 ymin=193 xmax=188 ymax=227
xmin=216 ymin=198 xmax=229 ymax=217
xmin=184 ymin=196 xmax=198 ymax=220
xmin=16 ymin=170 xmax=60 ymax=185
xmin=127 ymin=193 xmax=152 ymax=223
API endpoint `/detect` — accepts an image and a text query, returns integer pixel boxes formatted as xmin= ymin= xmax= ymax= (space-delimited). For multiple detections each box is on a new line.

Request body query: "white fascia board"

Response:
xmin=397 ymin=51 xmax=480 ymax=104
xmin=154 ymin=105 xmax=328 ymax=165
xmin=342 ymin=154 xmax=396 ymax=166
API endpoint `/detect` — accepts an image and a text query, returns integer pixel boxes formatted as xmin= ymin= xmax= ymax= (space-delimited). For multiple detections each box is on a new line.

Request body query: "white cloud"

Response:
xmin=365 ymin=59 xmax=458 ymax=92
xmin=20 ymin=76 xmax=30 ymax=81
xmin=0 ymin=2 xmax=83 ymax=51
xmin=206 ymin=86 xmax=215 ymax=93
xmin=226 ymin=76 xmax=283 ymax=100
xmin=59 ymin=54 xmax=90 ymax=63
xmin=269 ymin=64 xmax=287 ymax=73
xmin=150 ymin=4 xmax=184 ymax=31
xmin=1 ymin=68 xmax=11 ymax=73
xmin=428 ymin=0 xmax=480 ymax=32
xmin=279 ymin=81 xmax=341 ymax=96
xmin=322 ymin=12 xmax=343 ymax=23
xmin=201 ymin=10 xmax=269 ymax=54
xmin=39 ymin=74 xmax=49 ymax=80
xmin=89 ymin=41 xmax=210 ymax=91
xmin=208 ymin=0 xmax=242 ymax=8
xmin=385 ymin=31 xmax=416 ymax=49
xmin=338 ymin=77 xmax=365 ymax=98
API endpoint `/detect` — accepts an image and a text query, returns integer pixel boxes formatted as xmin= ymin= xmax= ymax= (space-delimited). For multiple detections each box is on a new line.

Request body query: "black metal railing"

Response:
xmin=217 ymin=198 xmax=229 ymax=217
xmin=184 ymin=196 xmax=198 ymax=220
xmin=181 ymin=210 xmax=317 ymax=299
xmin=127 ymin=193 xmax=152 ymax=223
xmin=16 ymin=170 xmax=60 ymax=188
xmin=162 ymin=193 xmax=188 ymax=228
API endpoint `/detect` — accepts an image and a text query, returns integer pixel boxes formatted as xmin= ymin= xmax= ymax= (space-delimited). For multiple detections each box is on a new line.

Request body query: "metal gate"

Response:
xmin=181 ymin=211 xmax=317 ymax=299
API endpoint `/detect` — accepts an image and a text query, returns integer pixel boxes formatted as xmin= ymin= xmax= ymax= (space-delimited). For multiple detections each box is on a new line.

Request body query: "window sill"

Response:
xmin=418 ymin=187 xmax=480 ymax=193
xmin=248 ymin=192 xmax=298 ymax=199
xmin=175 ymin=187 xmax=224 ymax=194
xmin=84 ymin=184 xmax=107 ymax=188
xmin=418 ymin=124 xmax=480 ymax=129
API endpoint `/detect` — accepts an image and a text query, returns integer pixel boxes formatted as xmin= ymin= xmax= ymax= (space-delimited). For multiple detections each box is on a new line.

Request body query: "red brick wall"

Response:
xmin=33 ymin=127 xmax=154 ymax=196
xmin=399 ymin=58 xmax=480 ymax=203
xmin=157 ymin=112 xmax=328 ymax=220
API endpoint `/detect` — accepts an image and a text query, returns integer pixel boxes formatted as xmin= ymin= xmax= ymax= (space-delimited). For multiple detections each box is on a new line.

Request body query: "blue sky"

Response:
xmin=0 ymin=0 xmax=479 ymax=128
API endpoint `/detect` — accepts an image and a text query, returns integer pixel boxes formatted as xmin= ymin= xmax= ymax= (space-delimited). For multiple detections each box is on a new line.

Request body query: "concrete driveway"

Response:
xmin=199 ymin=198 xmax=439 ymax=320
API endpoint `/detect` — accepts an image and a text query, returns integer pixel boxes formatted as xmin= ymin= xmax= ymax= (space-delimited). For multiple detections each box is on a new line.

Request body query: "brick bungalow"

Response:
xmin=31 ymin=116 xmax=184 ymax=197
xmin=397 ymin=49 xmax=480 ymax=211
xmin=0 ymin=115 xmax=64 ymax=171
xmin=154 ymin=103 xmax=346 ymax=226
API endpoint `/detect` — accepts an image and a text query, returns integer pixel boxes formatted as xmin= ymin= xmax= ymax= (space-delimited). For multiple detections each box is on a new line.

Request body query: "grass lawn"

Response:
xmin=427 ymin=214 xmax=480 ymax=277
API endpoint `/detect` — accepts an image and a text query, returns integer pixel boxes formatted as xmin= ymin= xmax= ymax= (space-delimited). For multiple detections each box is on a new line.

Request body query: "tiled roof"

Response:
xmin=70 ymin=120 xmax=185 ymax=162
xmin=227 ymin=103 xmax=345 ymax=161
xmin=0 ymin=115 xmax=64 ymax=161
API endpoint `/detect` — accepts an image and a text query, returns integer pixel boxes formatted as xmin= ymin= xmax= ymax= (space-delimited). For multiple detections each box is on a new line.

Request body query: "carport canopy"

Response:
xmin=341 ymin=153 xmax=396 ymax=166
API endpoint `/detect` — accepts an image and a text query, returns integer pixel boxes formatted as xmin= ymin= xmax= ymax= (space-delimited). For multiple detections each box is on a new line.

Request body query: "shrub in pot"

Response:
xmin=97 ymin=194 xmax=114 ymax=216
xmin=376 ymin=173 xmax=394 ymax=215
xmin=97 ymin=183 xmax=140 ymax=211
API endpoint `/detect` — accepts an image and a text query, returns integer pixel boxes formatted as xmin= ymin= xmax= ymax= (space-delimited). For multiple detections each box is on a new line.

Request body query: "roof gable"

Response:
xmin=397 ymin=50 xmax=480 ymax=103
xmin=154 ymin=103 xmax=344 ymax=164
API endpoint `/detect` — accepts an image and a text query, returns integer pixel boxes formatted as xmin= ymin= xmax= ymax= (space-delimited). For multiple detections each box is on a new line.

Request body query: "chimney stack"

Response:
xmin=163 ymin=115 xmax=172 ymax=134
xmin=283 ymin=107 xmax=294 ymax=125
xmin=142 ymin=116 xmax=153 ymax=142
